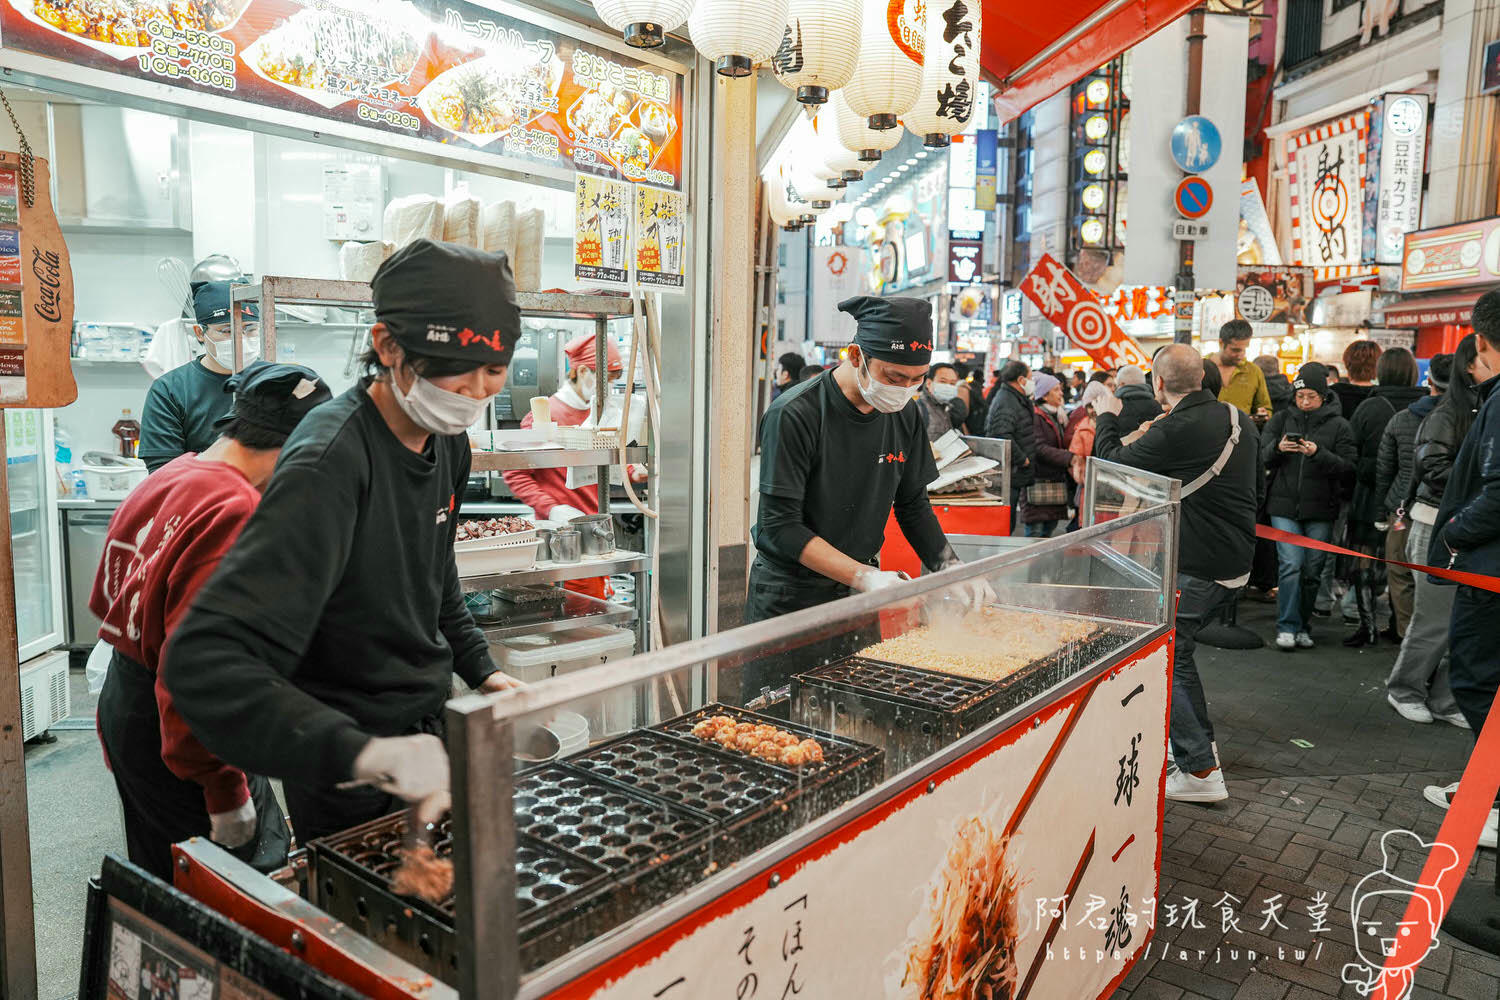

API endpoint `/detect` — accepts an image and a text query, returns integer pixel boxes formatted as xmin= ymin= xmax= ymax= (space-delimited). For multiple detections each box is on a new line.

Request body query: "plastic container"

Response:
xmin=78 ymin=452 xmax=146 ymax=500
xmin=453 ymin=533 xmax=541 ymax=577
xmin=489 ymin=626 xmax=636 ymax=736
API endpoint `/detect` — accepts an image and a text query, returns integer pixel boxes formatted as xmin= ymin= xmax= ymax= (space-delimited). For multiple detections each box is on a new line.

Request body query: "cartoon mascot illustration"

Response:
xmin=1340 ymin=829 xmax=1460 ymax=998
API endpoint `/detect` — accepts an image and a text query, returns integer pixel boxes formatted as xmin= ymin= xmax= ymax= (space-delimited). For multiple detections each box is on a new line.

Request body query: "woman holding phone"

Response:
xmin=1261 ymin=362 xmax=1357 ymax=651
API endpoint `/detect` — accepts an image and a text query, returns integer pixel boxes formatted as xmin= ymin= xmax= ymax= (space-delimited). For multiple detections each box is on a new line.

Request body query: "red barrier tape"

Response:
xmin=1255 ymin=523 xmax=1500 ymax=595
xmin=1255 ymin=521 xmax=1499 ymax=995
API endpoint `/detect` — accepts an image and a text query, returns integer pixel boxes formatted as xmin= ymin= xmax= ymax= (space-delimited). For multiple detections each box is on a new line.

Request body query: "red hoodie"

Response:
xmin=90 ymin=454 xmax=261 ymax=814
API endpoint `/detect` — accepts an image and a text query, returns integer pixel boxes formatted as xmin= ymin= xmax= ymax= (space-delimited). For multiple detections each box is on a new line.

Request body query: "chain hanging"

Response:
xmin=0 ymin=91 xmax=35 ymax=209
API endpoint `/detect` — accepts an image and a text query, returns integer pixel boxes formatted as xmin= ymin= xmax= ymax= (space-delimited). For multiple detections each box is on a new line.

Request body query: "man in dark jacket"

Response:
xmin=1377 ymin=355 xmax=1447 ymax=642
xmin=1262 ymin=363 xmax=1357 ymax=650
xmin=1094 ymin=344 xmax=1262 ymax=804
xmin=984 ymin=360 xmax=1036 ymax=513
xmin=1112 ymin=364 xmax=1164 ymax=436
xmin=1430 ymin=292 xmax=1500 ymax=779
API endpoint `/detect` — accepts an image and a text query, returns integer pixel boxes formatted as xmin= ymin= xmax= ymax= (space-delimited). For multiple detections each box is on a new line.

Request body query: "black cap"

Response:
xmin=371 ymin=240 xmax=522 ymax=366
xmin=1293 ymin=362 xmax=1329 ymax=396
xmin=214 ymin=361 xmax=332 ymax=441
xmin=838 ymin=295 xmax=933 ymax=366
xmin=191 ymin=280 xmax=257 ymax=328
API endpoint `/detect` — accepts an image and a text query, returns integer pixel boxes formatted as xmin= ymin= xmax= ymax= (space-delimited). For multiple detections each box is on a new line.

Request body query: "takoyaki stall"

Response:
xmin=83 ymin=490 xmax=1180 ymax=1000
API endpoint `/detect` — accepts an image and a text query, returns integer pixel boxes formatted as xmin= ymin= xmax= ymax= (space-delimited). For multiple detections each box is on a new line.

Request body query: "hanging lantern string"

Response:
xmin=0 ymin=91 xmax=34 ymax=209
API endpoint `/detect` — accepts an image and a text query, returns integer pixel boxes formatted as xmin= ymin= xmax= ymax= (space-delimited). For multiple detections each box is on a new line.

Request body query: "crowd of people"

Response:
xmin=921 ymin=302 xmax=1500 ymax=845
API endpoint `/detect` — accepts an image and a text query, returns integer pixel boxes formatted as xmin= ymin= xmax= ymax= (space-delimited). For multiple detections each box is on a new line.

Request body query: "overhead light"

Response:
xmin=1081 ymin=183 xmax=1107 ymax=210
xmin=1084 ymin=114 xmax=1110 ymax=141
xmin=1085 ymin=78 xmax=1110 ymax=106
xmin=1079 ymin=217 xmax=1106 ymax=245
xmin=916 ymin=150 xmax=928 ymax=159
xmin=897 ymin=164 xmax=910 ymax=172
xmin=1083 ymin=148 xmax=1108 ymax=176
xmin=905 ymin=157 xmax=918 ymax=165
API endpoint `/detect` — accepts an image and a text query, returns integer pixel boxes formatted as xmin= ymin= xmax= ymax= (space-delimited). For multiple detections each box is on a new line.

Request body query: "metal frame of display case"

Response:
xmin=229 ymin=279 xmax=655 ymax=652
xmin=444 ymin=499 xmax=1182 ymax=998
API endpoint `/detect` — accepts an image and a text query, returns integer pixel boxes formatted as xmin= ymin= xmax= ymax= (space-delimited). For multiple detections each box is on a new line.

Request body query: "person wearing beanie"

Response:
xmin=139 ymin=280 xmax=261 ymax=472
xmin=164 ymin=240 xmax=525 ymax=843
xmin=1111 ymin=363 xmax=1164 ymax=436
xmin=1262 ymin=362 xmax=1357 ymax=650
xmin=92 ymin=361 xmax=332 ymax=880
xmin=748 ymin=295 xmax=991 ymax=686
xmin=1022 ymin=371 xmax=1071 ymax=537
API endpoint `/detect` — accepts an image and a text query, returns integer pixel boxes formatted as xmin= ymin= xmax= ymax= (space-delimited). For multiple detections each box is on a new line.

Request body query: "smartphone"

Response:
xmin=1284 ymin=433 xmax=1306 ymax=444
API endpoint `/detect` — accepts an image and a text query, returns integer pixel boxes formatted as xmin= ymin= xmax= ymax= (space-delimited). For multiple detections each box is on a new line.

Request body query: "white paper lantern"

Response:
xmin=593 ymin=0 xmax=695 ymax=48
xmin=771 ymin=0 xmax=863 ymax=105
xmin=903 ymin=0 xmax=980 ymax=147
xmin=843 ymin=0 xmax=925 ymax=129
xmin=813 ymin=108 xmax=864 ymax=183
xmin=690 ymin=0 xmax=789 ymax=76
xmin=765 ymin=166 xmax=802 ymax=229
xmin=831 ymin=88 xmax=904 ymax=161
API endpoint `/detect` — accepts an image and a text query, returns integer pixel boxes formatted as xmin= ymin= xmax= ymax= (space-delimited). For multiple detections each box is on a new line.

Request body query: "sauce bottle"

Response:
xmin=112 ymin=408 xmax=140 ymax=459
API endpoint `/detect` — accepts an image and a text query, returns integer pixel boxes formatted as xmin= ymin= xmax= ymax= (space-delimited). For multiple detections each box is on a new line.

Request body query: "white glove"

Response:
xmin=948 ymin=575 xmax=997 ymax=613
xmin=549 ymin=504 xmax=586 ymax=522
xmin=345 ymin=734 xmax=449 ymax=804
xmin=208 ymin=798 xmax=257 ymax=850
xmin=852 ymin=567 xmax=908 ymax=593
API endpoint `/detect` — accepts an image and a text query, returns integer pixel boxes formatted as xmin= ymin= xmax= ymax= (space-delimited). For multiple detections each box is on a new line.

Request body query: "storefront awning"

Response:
xmin=985 ymin=0 xmax=1201 ymax=122
xmin=1383 ymin=293 xmax=1480 ymax=328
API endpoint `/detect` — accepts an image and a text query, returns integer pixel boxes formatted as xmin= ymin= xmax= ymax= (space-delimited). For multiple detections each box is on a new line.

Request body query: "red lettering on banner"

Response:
xmin=1019 ymin=254 xmax=1148 ymax=369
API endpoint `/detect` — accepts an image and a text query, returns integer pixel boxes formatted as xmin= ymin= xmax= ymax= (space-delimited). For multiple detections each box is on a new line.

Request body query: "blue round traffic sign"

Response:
xmin=1170 ymin=115 xmax=1222 ymax=173
xmin=1174 ymin=176 xmax=1213 ymax=219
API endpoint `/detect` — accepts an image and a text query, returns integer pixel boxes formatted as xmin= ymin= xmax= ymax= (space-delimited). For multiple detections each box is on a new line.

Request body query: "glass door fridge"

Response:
xmin=7 ymin=409 xmax=64 ymax=662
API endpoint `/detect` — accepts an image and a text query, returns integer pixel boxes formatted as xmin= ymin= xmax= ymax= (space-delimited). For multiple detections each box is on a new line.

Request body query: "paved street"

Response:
xmin=1114 ymin=598 xmax=1500 ymax=999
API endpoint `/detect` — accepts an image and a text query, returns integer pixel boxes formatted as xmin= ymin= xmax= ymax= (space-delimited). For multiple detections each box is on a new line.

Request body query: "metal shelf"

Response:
xmin=230 ymin=281 xmax=635 ymax=319
xmin=515 ymin=292 xmax=635 ymax=318
xmin=475 ymin=590 xmax=636 ymax=640
xmin=470 ymin=446 xmax=648 ymax=472
xmin=461 ymin=550 xmax=648 ymax=591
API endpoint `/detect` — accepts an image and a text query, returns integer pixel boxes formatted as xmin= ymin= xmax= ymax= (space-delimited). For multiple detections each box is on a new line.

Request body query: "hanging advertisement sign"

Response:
xmin=0 ymin=0 xmax=687 ymax=189
xmin=633 ymin=183 xmax=684 ymax=293
xmin=1234 ymin=265 xmax=1313 ymax=324
xmin=1287 ymin=112 xmax=1369 ymax=267
xmin=1020 ymin=254 xmax=1149 ymax=369
xmin=947 ymin=238 xmax=983 ymax=283
xmin=1374 ymin=94 xmax=1428 ymax=266
xmin=1400 ymin=217 xmax=1500 ymax=292
xmin=1238 ymin=178 xmax=1282 ymax=266
xmin=812 ymin=245 xmax=867 ymax=342
xmin=974 ymin=128 xmax=998 ymax=211
xmin=0 ymin=152 xmax=74 ymax=408
xmin=574 ymin=174 xmax=631 ymax=291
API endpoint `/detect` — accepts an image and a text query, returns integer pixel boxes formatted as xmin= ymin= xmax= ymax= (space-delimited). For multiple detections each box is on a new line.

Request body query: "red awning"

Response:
xmin=985 ymin=0 xmax=1201 ymax=122
xmin=1383 ymin=293 xmax=1480 ymax=329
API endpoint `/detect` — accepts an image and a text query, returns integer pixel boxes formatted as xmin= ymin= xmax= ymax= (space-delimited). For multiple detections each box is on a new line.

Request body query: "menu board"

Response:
xmin=0 ymin=0 xmax=686 ymax=188
xmin=574 ymin=173 xmax=632 ymax=291
xmin=634 ymin=183 xmax=684 ymax=292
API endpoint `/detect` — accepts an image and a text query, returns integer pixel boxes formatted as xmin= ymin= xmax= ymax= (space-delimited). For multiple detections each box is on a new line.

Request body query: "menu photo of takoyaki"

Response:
xmin=565 ymin=79 xmax=634 ymax=151
xmin=608 ymin=99 xmax=675 ymax=180
xmin=12 ymin=0 xmax=249 ymax=59
xmin=416 ymin=51 xmax=563 ymax=147
xmin=241 ymin=0 xmax=426 ymax=109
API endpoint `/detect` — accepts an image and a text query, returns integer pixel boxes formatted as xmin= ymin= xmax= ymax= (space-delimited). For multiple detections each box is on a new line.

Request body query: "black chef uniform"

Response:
xmin=139 ymin=282 xmax=255 ymax=472
xmin=163 ymin=241 xmax=520 ymax=844
xmin=743 ymin=297 xmax=951 ymax=692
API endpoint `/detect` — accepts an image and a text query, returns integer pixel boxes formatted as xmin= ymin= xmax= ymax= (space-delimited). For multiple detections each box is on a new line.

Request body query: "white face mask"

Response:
xmin=576 ymin=368 xmax=597 ymax=400
xmin=202 ymin=327 xmax=260 ymax=369
xmin=1020 ymin=378 xmax=1036 ymax=397
xmin=390 ymin=371 xmax=492 ymax=435
xmin=856 ymin=359 xmax=919 ymax=413
xmin=930 ymin=382 xmax=959 ymax=403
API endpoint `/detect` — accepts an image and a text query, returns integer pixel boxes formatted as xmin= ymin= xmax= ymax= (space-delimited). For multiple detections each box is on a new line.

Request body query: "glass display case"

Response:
xmin=292 ymin=499 xmax=1180 ymax=1000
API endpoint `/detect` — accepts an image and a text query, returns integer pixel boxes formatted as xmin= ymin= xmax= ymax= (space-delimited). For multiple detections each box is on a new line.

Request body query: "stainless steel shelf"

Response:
xmin=515 ymin=292 xmax=635 ymax=318
xmin=461 ymin=550 xmax=648 ymax=590
xmin=476 ymin=590 xmax=635 ymax=640
xmin=469 ymin=446 xmax=647 ymax=472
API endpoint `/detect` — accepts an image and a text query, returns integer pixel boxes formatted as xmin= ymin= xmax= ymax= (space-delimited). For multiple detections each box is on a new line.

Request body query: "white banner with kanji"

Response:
xmin=542 ymin=637 xmax=1171 ymax=1000
xmin=1288 ymin=113 xmax=1368 ymax=268
xmin=809 ymin=246 xmax=868 ymax=343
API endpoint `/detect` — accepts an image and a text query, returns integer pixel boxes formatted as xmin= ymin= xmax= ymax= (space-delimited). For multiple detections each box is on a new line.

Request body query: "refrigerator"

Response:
xmin=7 ymin=409 xmax=65 ymax=663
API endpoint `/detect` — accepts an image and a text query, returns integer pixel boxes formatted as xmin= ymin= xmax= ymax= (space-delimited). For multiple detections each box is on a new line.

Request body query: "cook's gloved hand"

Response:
xmin=852 ymin=567 xmax=908 ymax=593
xmin=208 ymin=797 xmax=257 ymax=849
xmin=549 ymin=505 xmax=586 ymax=522
xmin=947 ymin=575 xmax=997 ymax=613
xmin=344 ymin=734 xmax=449 ymax=803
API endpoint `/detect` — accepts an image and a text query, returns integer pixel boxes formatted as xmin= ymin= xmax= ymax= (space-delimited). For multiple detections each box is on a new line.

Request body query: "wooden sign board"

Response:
xmin=0 ymin=152 xmax=75 ymax=409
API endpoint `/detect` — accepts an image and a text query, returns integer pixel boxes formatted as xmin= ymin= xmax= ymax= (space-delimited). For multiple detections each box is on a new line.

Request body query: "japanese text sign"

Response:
xmin=1288 ymin=112 xmax=1368 ymax=267
xmin=1020 ymin=254 xmax=1148 ymax=369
